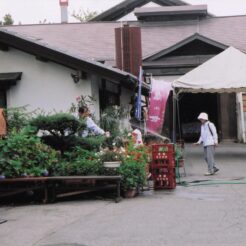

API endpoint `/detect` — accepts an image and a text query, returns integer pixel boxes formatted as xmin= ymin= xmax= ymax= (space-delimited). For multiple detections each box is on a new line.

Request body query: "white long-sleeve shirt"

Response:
xmin=81 ymin=117 xmax=105 ymax=137
xmin=198 ymin=121 xmax=218 ymax=147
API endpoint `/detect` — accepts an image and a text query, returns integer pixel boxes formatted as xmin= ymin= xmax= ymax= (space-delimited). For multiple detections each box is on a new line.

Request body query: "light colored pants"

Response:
xmin=204 ymin=145 xmax=216 ymax=173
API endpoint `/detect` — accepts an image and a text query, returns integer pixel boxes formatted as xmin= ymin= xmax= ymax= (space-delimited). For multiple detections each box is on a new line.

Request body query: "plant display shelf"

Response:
xmin=0 ymin=176 xmax=122 ymax=203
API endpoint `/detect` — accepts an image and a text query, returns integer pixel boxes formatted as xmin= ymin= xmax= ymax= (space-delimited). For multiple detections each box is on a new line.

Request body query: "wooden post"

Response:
xmin=0 ymin=108 xmax=7 ymax=138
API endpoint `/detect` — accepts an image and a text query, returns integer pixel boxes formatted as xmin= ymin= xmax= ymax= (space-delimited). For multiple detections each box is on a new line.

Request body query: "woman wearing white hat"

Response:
xmin=194 ymin=112 xmax=219 ymax=176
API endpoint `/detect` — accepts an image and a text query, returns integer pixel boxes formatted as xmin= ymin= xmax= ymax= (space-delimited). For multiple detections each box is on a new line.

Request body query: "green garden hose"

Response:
xmin=178 ymin=178 xmax=246 ymax=187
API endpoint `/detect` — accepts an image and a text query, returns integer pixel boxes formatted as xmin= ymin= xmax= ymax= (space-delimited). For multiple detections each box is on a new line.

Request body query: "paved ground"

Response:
xmin=1 ymin=143 xmax=246 ymax=246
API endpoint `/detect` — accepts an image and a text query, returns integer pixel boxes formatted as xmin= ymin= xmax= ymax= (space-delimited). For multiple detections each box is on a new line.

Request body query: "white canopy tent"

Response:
xmin=172 ymin=46 xmax=246 ymax=142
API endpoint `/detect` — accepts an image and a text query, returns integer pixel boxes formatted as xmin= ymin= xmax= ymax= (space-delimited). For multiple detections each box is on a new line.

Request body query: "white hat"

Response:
xmin=198 ymin=112 xmax=208 ymax=121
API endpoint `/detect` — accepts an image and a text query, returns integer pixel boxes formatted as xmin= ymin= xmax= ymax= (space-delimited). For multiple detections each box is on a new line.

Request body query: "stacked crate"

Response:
xmin=150 ymin=144 xmax=176 ymax=189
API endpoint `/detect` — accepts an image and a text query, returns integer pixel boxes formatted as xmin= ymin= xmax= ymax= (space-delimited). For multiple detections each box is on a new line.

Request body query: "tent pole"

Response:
xmin=238 ymin=93 xmax=246 ymax=143
xmin=172 ymin=89 xmax=177 ymax=143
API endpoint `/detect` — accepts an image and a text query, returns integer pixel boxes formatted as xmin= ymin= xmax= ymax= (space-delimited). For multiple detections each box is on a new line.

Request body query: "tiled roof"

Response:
xmin=0 ymin=27 xmax=139 ymax=86
xmin=140 ymin=15 xmax=246 ymax=56
xmin=2 ymin=15 xmax=246 ymax=64
xmin=1 ymin=22 xmax=121 ymax=61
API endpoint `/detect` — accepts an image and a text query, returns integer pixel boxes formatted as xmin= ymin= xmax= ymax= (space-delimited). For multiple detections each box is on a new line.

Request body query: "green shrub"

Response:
xmin=119 ymin=160 xmax=146 ymax=191
xmin=30 ymin=113 xmax=85 ymax=136
xmin=0 ymin=131 xmax=59 ymax=177
xmin=99 ymin=150 xmax=124 ymax=162
xmin=78 ymin=135 xmax=105 ymax=152
xmin=70 ymin=95 xmax=95 ymax=113
xmin=100 ymin=106 xmax=127 ymax=149
xmin=118 ymin=141 xmax=148 ymax=190
xmin=53 ymin=147 xmax=102 ymax=176
xmin=4 ymin=106 xmax=32 ymax=133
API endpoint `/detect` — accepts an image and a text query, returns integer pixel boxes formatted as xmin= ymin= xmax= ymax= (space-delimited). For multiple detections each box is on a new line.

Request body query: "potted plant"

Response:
xmin=119 ymin=141 xmax=148 ymax=198
xmin=175 ymin=144 xmax=184 ymax=167
xmin=100 ymin=148 xmax=124 ymax=168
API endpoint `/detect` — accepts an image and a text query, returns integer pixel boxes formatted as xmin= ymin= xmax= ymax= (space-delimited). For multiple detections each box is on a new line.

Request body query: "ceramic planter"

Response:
xmin=123 ymin=188 xmax=137 ymax=198
xmin=103 ymin=161 xmax=122 ymax=168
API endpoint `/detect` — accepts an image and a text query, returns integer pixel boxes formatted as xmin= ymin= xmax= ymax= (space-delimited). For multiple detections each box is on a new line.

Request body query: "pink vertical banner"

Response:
xmin=146 ymin=79 xmax=172 ymax=134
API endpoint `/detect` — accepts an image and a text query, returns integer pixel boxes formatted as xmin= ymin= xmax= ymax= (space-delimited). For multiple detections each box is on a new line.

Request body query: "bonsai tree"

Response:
xmin=30 ymin=112 xmax=105 ymax=153
xmin=30 ymin=113 xmax=86 ymax=154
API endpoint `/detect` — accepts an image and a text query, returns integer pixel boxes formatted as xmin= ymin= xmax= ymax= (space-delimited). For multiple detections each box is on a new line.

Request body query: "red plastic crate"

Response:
xmin=151 ymin=167 xmax=176 ymax=189
xmin=151 ymin=159 xmax=175 ymax=169
xmin=151 ymin=167 xmax=175 ymax=176
xmin=153 ymin=174 xmax=176 ymax=189
xmin=152 ymin=151 xmax=174 ymax=160
xmin=152 ymin=144 xmax=174 ymax=154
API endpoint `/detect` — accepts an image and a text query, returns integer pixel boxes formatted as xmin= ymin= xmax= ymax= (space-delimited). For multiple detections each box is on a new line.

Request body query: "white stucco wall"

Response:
xmin=0 ymin=48 xmax=92 ymax=114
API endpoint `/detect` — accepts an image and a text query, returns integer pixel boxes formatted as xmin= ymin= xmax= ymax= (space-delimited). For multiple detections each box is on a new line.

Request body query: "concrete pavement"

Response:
xmin=0 ymin=143 xmax=246 ymax=246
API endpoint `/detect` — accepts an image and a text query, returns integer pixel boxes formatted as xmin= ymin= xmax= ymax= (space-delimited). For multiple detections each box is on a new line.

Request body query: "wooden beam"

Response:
xmin=143 ymin=66 xmax=195 ymax=76
xmin=36 ymin=56 xmax=49 ymax=62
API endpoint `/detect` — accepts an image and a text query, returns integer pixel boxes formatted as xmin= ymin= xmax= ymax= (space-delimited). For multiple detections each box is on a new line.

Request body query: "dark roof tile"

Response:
xmin=2 ymin=15 xmax=246 ymax=63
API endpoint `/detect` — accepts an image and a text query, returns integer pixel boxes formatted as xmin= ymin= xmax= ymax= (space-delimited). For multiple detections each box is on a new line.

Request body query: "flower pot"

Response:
xmin=103 ymin=161 xmax=122 ymax=168
xmin=123 ymin=189 xmax=137 ymax=198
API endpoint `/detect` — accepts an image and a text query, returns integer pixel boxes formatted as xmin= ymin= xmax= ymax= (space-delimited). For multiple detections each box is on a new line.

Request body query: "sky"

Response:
xmin=0 ymin=0 xmax=246 ymax=25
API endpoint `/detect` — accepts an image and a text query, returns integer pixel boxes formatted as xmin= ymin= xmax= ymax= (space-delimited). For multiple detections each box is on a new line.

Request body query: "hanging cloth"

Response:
xmin=146 ymin=78 xmax=172 ymax=134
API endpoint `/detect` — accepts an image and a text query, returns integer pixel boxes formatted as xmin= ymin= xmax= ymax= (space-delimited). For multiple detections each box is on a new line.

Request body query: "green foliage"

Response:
xmin=119 ymin=160 xmax=146 ymax=191
xmin=30 ymin=113 xmax=86 ymax=153
xmin=175 ymin=144 xmax=184 ymax=166
xmin=118 ymin=141 xmax=148 ymax=190
xmin=100 ymin=106 xmax=126 ymax=134
xmin=72 ymin=8 xmax=98 ymax=22
xmin=78 ymin=135 xmax=105 ymax=152
xmin=0 ymin=131 xmax=59 ymax=177
xmin=99 ymin=150 xmax=124 ymax=162
xmin=70 ymin=95 xmax=95 ymax=113
xmin=30 ymin=113 xmax=85 ymax=136
xmin=0 ymin=14 xmax=14 ymax=25
xmin=126 ymin=140 xmax=149 ymax=164
xmin=54 ymin=147 xmax=102 ymax=176
xmin=100 ymin=106 xmax=127 ymax=149
xmin=4 ymin=107 xmax=32 ymax=133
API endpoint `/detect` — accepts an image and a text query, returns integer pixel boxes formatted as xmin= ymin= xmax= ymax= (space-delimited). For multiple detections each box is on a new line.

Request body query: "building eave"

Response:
xmin=0 ymin=72 xmax=22 ymax=89
xmin=143 ymin=33 xmax=228 ymax=61
xmin=0 ymin=28 xmax=138 ymax=90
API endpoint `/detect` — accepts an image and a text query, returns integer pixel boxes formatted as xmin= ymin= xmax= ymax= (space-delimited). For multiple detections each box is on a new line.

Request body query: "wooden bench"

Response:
xmin=0 ymin=176 xmax=122 ymax=203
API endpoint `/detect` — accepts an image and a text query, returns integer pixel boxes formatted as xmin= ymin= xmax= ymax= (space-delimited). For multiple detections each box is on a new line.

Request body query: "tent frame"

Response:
xmin=172 ymin=47 xmax=246 ymax=144
xmin=172 ymin=88 xmax=246 ymax=144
